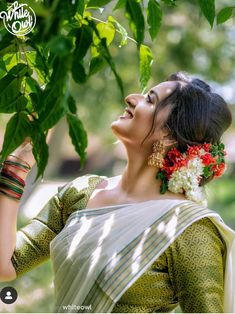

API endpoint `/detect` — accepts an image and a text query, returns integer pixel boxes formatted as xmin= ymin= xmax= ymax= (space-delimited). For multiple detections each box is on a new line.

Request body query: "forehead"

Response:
xmin=149 ymin=80 xmax=179 ymax=102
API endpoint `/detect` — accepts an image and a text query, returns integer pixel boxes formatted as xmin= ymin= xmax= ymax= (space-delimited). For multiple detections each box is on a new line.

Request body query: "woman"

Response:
xmin=0 ymin=71 xmax=235 ymax=313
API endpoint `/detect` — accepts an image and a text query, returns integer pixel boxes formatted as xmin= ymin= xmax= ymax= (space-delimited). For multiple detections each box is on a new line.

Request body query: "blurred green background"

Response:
xmin=0 ymin=0 xmax=235 ymax=313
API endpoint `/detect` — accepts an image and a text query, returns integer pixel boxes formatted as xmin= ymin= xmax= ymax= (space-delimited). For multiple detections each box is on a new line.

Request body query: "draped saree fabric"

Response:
xmin=50 ymin=199 xmax=235 ymax=313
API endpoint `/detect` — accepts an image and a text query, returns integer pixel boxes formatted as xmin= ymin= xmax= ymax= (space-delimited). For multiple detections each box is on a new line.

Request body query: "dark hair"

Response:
xmin=142 ymin=71 xmax=233 ymax=186
xmin=142 ymin=71 xmax=232 ymax=152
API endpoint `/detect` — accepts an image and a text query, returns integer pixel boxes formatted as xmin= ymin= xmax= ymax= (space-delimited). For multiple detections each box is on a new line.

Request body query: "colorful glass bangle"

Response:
xmin=3 ymin=160 xmax=30 ymax=172
xmin=9 ymin=154 xmax=31 ymax=170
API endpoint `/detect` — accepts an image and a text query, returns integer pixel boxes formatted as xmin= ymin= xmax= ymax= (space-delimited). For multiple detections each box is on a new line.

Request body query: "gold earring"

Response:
xmin=147 ymin=140 xmax=165 ymax=168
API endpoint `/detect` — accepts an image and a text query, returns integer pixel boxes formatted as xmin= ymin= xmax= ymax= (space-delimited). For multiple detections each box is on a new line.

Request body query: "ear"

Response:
xmin=163 ymin=138 xmax=178 ymax=147
xmin=160 ymin=126 xmax=177 ymax=147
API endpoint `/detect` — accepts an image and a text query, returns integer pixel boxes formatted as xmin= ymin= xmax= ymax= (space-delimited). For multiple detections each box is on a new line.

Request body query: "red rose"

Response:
xmin=203 ymin=143 xmax=211 ymax=152
xmin=212 ymin=163 xmax=226 ymax=177
xmin=187 ymin=145 xmax=201 ymax=158
xmin=167 ymin=147 xmax=182 ymax=162
xmin=201 ymin=153 xmax=216 ymax=166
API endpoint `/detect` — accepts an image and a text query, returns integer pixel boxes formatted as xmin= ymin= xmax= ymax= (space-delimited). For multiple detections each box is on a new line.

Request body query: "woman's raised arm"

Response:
xmin=0 ymin=140 xmax=36 ymax=282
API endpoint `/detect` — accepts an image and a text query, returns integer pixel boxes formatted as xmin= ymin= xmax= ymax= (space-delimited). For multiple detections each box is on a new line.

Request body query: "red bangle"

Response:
xmin=1 ymin=168 xmax=26 ymax=186
xmin=2 ymin=163 xmax=28 ymax=174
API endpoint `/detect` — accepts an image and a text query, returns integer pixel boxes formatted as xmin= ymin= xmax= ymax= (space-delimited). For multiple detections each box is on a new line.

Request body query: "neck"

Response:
xmin=118 ymin=145 xmax=163 ymax=199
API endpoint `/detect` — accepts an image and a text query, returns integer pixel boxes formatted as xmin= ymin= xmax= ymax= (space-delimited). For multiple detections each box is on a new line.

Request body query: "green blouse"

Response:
xmin=11 ymin=175 xmax=226 ymax=313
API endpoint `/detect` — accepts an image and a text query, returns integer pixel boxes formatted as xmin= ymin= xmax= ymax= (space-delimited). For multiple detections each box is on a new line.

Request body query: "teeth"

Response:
xmin=123 ymin=110 xmax=132 ymax=118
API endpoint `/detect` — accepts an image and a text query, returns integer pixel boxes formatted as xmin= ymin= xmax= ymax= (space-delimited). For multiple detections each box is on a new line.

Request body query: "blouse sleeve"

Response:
xmin=10 ymin=174 xmax=103 ymax=278
xmin=165 ymin=216 xmax=226 ymax=313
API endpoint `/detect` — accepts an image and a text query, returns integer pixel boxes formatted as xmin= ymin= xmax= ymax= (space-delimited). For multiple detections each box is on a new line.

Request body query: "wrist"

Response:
xmin=3 ymin=156 xmax=31 ymax=179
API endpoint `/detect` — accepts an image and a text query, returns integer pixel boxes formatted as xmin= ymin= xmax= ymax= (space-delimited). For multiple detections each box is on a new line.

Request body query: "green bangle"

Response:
xmin=0 ymin=172 xmax=25 ymax=188
xmin=0 ymin=189 xmax=21 ymax=200
xmin=3 ymin=160 xmax=30 ymax=170
xmin=0 ymin=180 xmax=23 ymax=194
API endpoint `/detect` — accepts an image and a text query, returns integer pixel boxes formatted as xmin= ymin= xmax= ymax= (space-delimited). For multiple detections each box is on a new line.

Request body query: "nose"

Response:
xmin=124 ymin=93 xmax=140 ymax=108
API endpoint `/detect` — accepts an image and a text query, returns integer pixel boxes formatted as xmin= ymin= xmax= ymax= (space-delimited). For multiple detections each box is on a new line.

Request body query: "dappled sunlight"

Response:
xmin=156 ymin=206 xmax=181 ymax=240
xmin=110 ymin=251 xmax=120 ymax=268
xmin=88 ymin=213 xmax=115 ymax=275
xmin=132 ymin=227 xmax=151 ymax=275
xmin=67 ymin=216 xmax=92 ymax=259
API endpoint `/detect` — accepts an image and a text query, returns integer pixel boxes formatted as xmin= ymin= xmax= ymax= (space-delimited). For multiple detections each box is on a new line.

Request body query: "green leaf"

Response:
xmin=217 ymin=7 xmax=235 ymax=25
xmin=87 ymin=0 xmax=112 ymax=6
xmin=160 ymin=0 xmax=176 ymax=6
xmin=139 ymin=44 xmax=154 ymax=93
xmin=47 ymin=35 xmax=73 ymax=57
xmin=93 ymin=21 xmax=116 ymax=47
xmin=31 ymin=124 xmax=49 ymax=182
xmin=108 ymin=16 xmax=128 ymax=46
xmin=71 ymin=60 xmax=87 ymax=83
xmin=203 ymin=166 xmax=213 ymax=178
xmin=198 ymin=0 xmax=215 ymax=28
xmin=89 ymin=56 xmax=106 ymax=76
xmin=147 ymin=0 xmax=162 ymax=41
xmin=125 ymin=0 xmax=145 ymax=45
xmin=0 ymin=112 xmax=32 ymax=162
xmin=78 ymin=0 xmax=85 ymax=15
xmin=156 ymin=171 xmax=168 ymax=194
xmin=56 ymin=0 xmax=82 ymax=18
xmin=39 ymin=88 xmax=69 ymax=130
xmin=67 ymin=95 xmax=77 ymax=114
xmin=39 ymin=57 xmax=71 ymax=130
xmin=98 ymin=38 xmax=124 ymax=96
xmin=0 ymin=59 xmax=7 ymax=79
xmin=8 ymin=63 xmax=33 ymax=77
xmin=18 ymin=0 xmax=49 ymax=17
xmin=0 ymin=75 xmax=25 ymax=113
xmin=66 ymin=113 xmax=88 ymax=168
xmin=0 ymin=31 xmax=15 ymax=56
xmin=73 ymin=25 xmax=93 ymax=61
xmin=38 ymin=56 xmax=71 ymax=122
xmin=7 ymin=94 xmax=28 ymax=112
xmin=114 ymin=0 xmax=126 ymax=10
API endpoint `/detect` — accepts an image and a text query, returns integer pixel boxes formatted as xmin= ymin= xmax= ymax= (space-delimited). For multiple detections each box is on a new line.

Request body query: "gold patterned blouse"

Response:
xmin=11 ymin=175 xmax=226 ymax=313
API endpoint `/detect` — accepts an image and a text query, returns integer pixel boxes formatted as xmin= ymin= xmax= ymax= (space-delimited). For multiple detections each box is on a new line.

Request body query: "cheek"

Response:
xmin=134 ymin=106 xmax=155 ymax=125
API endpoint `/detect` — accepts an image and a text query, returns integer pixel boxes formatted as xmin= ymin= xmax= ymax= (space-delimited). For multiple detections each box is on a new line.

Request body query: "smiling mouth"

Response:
xmin=119 ymin=108 xmax=134 ymax=119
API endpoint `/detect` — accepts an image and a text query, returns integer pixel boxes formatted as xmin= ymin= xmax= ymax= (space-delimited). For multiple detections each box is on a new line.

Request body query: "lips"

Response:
xmin=119 ymin=108 xmax=134 ymax=119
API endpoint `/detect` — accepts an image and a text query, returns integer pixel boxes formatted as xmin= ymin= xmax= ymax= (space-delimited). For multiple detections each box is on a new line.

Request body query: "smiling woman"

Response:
xmin=0 ymin=71 xmax=235 ymax=313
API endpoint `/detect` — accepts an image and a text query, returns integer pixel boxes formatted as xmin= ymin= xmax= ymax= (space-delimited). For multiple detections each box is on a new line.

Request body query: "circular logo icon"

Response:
xmin=0 ymin=1 xmax=36 ymax=36
xmin=0 ymin=286 xmax=18 ymax=304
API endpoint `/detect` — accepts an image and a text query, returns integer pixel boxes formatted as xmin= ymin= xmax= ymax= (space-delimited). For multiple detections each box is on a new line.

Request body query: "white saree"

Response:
xmin=49 ymin=198 xmax=235 ymax=313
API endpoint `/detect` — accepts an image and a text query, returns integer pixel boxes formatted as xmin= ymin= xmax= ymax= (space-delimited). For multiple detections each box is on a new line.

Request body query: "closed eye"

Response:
xmin=146 ymin=94 xmax=153 ymax=104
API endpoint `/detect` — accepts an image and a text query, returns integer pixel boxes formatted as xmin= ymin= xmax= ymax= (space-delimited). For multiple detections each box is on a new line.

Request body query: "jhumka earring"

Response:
xmin=147 ymin=140 xmax=165 ymax=168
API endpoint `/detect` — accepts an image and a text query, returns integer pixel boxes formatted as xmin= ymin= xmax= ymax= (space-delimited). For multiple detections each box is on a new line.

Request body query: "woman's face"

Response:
xmin=111 ymin=81 xmax=178 ymax=146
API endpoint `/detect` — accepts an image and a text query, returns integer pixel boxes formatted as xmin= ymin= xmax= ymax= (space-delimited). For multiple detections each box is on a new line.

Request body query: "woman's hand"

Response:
xmin=6 ymin=137 xmax=35 ymax=170
xmin=3 ymin=115 xmax=53 ymax=178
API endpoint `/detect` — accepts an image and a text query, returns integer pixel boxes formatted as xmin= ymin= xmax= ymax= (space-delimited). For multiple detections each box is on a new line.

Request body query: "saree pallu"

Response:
xmin=49 ymin=199 xmax=235 ymax=313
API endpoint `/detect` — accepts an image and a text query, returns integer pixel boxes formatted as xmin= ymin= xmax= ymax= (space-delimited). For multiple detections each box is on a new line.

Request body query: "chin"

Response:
xmin=111 ymin=120 xmax=120 ymax=136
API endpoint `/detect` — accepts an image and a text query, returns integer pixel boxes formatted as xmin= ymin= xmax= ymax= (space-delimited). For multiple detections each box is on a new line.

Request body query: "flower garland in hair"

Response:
xmin=156 ymin=142 xmax=227 ymax=206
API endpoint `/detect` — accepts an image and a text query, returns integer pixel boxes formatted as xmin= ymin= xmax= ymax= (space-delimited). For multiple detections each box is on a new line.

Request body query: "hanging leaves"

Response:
xmin=217 ymin=7 xmax=235 ymax=25
xmin=31 ymin=123 xmax=49 ymax=182
xmin=139 ymin=44 xmax=154 ymax=93
xmin=66 ymin=113 xmax=88 ymax=168
xmin=198 ymin=0 xmax=215 ymax=28
xmin=0 ymin=0 xmax=231 ymax=180
xmin=125 ymin=0 xmax=145 ymax=45
xmin=0 ymin=112 xmax=32 ymax=162
xmin=147 ymin=0 xmax=162 ymax=41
